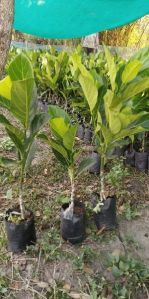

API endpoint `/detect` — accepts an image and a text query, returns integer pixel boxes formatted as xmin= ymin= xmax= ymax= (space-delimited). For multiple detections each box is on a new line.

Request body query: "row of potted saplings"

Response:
xmin=5 ymin=110 xmax=148 ymax=253
xmin=77 ymin=125 xmax=149 ymax=173
xmin=5 ymin=106 xmax=117 ymax=253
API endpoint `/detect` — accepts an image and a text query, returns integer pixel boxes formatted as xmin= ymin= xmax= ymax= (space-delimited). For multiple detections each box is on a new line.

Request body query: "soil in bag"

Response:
xmin=61 ymin=201 xmax=85 ymax=244
xmin=92 ymin=194 xmax=117 ymax=230
xmin=113 ymin=146 xmax=125 ymax=158
xmin=5 ymin=207 xmax=36 ymax=253
xmin=89 ymin=152 xmax=100 ymax=174
xmin=135 ymin=152 xmax=148 ymax=171
xmin=84 ymin=128 xmax=92 ymax=144
xmin=124 ymin=149 xmax=135 ymax=167
xmin=77 ymin=125 xmax=84 ymax=140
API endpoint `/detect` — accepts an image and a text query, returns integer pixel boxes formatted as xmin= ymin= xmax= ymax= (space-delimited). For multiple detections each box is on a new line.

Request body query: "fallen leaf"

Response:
xmin=97 ymin=226 xmax=106 ymax=235
xmin=36 ymin=281 xmax=49 ymax=289
xmin=83 ymin=266 xmax=94 ymax=274
xmin=81 ymin=293 xmax=90 ymax=299
xmin=44 ymin=169 xmax=48 ymax=175
xmin=35 ymin=211 xmax=41 ymax=217
xmin=63 ymin=283 xmax=71 ymax=291
xmin=112 ymin=249 xmax=124 ymax=257
xmin=10 ymin=281 xmax=22 ymax=290
xmin=68 ymin=292 xmax=81 ymax=299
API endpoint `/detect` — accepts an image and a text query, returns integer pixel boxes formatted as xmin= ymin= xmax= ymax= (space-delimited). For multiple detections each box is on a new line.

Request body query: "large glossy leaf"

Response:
xmin=5 ymin=127 xmax=24 ymax=156
xmin=0 ymin=97 xmax=11 ymax=110
xmin=48 ymin=138 xmax=69 ymax=162
xmin=48 ymin=105 xmax=70 ymax=122
xmin=11 ymin=79 xmax=34 ymax=128
xmin=76 ymin=157 xmax=96 ymax=177
xmin=50 ymin=117 xmax=69 ymax=138
xmin=104 ymin=45 xmax=116 ymax=91
xmin=30 ymin=112 xmax=49 ymax=136
xmin=111 ymin=126 xmax=146 ymax=145
xmin=0 ymin=114 xmax=11 ymax=126
xmin=38 ymin=132 xmax=69 ymax=167
xmin=122 ymin=60 xmax=141 ymax=84
xmin=25 ymin=141 xmax=36 ymax=170
xmin=52 ymin=149 xmax=68 ymax=167
xmin=104 ymin=89 xmax=113 ymax=122
xmin=122 ymin=77 xmax=149 ymax=101
xmin=119 ymin=107 xmax=144 ymax=129
xmin=109 ymin=111 xmax=122 ymax=134
xmin=0 ymin=76 xmax=12 ymax=100
xmin=63 ymin=125 xmax=78 ymax=151
xmin=129 ymin=114 xmax=149 ymax=130
xmin=79 ymin=73 xmax=98 ymax=112
xmin=29 ymin=86 xmax=38 ymax=124
xmin=8 ymin=54 xmax=34 ymax=81
xmin=0 ymin=114 xmax=24 ymax=147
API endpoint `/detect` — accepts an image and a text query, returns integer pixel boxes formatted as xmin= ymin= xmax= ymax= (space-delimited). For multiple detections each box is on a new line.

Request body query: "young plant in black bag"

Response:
xmin=134 ymin=132 xmax=149 ymax=171
xmin=0 ymin=54 xmax=48 ymax=253
xmin=39 ymin=105 xmax=95 ymax=244
xmin=71 ymin=46 xmax=149 ymax=230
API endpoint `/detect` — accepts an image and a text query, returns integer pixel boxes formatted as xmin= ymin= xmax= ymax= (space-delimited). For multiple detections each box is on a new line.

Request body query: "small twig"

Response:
xmin=97 ymin=226 xmax=106 ymax=236
xmin=35 ymin=247 xmax=42 ymax=276
xmin=27 ymin=286 xmax=47 ymax=299
xmin=11 ymin=257 xmax=37 ymax=262
xmin=10 ymin=211 xmax=22 ymax=216
xmin=11 ymin=253 xmax=14 ymax=282
xmin=143 ymin=283 xmax=149 ymax=299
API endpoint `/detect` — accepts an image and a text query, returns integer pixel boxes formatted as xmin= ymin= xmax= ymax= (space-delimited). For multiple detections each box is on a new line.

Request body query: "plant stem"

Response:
xmin=70 ymin=171 xmax=75 ymax=205
xmin=63 ymin=167 xmax=75 ymax=219
xmin=142 ymin=133 xmax=145 ymax=153
xmin=100 ymin=154 xmax=106 ymax=201
xmin=19 ymin=166 xmax=25 ymax=219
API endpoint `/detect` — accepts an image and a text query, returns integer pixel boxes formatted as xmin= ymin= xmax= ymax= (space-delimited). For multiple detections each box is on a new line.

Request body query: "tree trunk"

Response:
xmin=0 ymin=0 xmax=14 ymax=79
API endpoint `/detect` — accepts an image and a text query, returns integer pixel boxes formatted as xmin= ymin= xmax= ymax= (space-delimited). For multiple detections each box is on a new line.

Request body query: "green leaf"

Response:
xmin=112 ymin=265 xmax=122 ymax=278
xmin=30 ymin=112 xmax=49 ymax=136
xmin=0 ymin=114 xmax=24 ymax=152
xmin=5 ymin=127 xmax=24 ymax=156
xmin=8 ymin=54 xmax=34 ymax=81
xmin=50 ymin=117 xmax=69 ymax=139
xmin=104 ymin=45 xmax=116 ymax=91
xmin=48 ymin=138 xmax=69 ymax=162
xmin=25 ymin=141 xmax=36 ymax=171
xmin=111 ymin=126 xmax=146 ymax=145
xmin=129 ymin=114 xmax=149 ymax=130
xmin=52 ymin=149 xmax=68 ymax=167
xmin=122 ymin=77 xmax=149 ymax=101
xmin=11 ymin=79 xmax=34 ymax=128
xmin=48 ymin=105 xmax=70 ymax=122
xmin=95 ymin=111 xmax=102 ymax=133
xmin=122 ymin=60 xmax=141 ymax=84
xmin=37 ymin=132 xmax=49 ymax=142
xmin=63 ymin=125 xmax=78 ymax=151
xmin=0 ymin=156 xmax=16 ymax=166
xmin=79 ymin=73 xmax=98 ymax=112
xmin=0 ymin=76 xmax=12 ymax=100
xmin=0 ymin=114 xmax=11 ymax=126
xmin=119 ymin=261 xmax=129 ymax=272
xmin=76 ymin=157 xmax=96 ymax=177
xmin=104 ymin=90 xmax=121 ymax=134
xmin=0 ymin=96 xmax=11 ymax=110
xmin=109 ymin=112 xmax=122 ymax=134
xmin=104 ymin=89 xmax=113 ymax=122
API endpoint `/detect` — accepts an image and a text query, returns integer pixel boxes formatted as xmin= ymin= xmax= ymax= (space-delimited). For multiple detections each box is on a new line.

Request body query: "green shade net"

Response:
xmin=14 ymin=0 xmax=149 ymax=39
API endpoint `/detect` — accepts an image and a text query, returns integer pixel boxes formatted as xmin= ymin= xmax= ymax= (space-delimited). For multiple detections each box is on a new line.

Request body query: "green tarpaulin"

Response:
xmin=14 ymin=0 xmax=149 ymax=39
